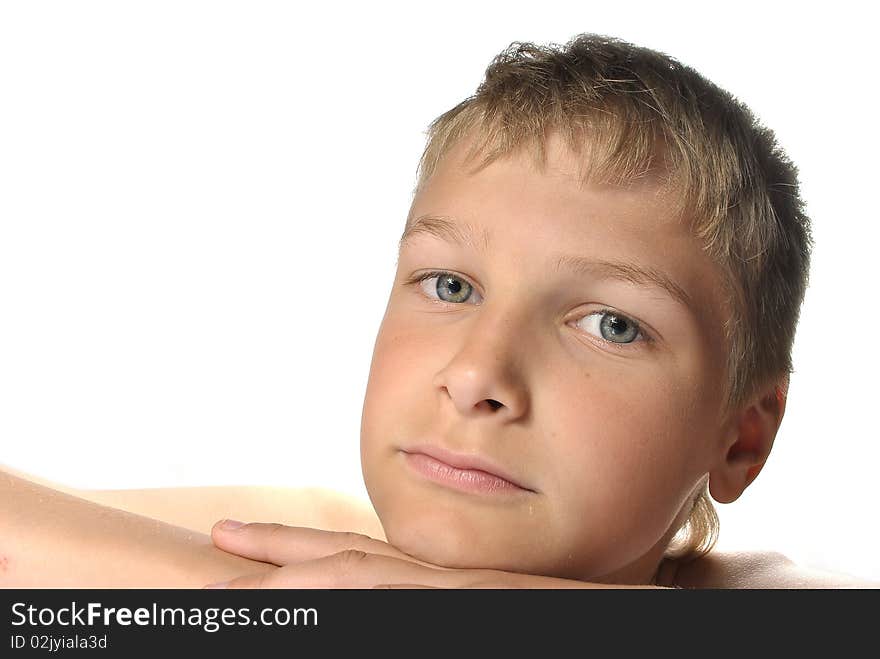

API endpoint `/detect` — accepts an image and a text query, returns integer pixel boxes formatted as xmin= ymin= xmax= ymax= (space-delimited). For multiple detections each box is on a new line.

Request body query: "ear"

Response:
xmin=708 ymin=375 xmax=789 ymax=504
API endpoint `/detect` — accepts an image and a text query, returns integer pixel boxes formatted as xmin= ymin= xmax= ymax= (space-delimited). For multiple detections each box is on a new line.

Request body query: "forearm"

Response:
xmin=0 ymin=470 xmax=273 ymax=588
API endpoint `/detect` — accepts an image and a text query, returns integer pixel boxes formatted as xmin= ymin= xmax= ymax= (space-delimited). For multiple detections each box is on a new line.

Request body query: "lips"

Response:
xmin=401 ymin=443 xmax=535 ymax=493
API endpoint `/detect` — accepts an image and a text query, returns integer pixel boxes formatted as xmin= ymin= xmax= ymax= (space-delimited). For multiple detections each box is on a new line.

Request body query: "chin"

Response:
xmin=384 ymin=511 xmax=644 ymax=583
xmin=375 ymin=502 xmax=503 ymax=569
xmin=379 ymin=511 xmax=564 ymax=577
xmin=386 ymin=524 xmax=491 ymax=569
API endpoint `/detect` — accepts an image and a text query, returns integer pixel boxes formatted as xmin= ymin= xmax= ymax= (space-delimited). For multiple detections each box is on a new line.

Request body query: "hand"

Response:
xmin=203 ymin=520 xmax=653 ymax=589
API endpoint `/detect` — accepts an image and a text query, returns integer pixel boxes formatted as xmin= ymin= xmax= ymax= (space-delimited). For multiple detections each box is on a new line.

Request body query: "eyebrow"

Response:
xmin=400 ymin=213 xmax=492 ymax=254
xmin=400 ymin=213 xmax=696 ymax=315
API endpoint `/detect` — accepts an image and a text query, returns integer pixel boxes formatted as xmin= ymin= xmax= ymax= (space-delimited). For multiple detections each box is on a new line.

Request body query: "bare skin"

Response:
xmin=0 ymin=470 xmax=266 ymax=588
xmin=359 ymin=132 xmax=783 ymax=585
xmin=2 ymin=467 xmax=876 ymax=588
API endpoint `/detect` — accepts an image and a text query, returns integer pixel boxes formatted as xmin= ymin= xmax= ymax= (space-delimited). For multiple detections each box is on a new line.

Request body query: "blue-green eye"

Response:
xmin=410 ymin=270 xmax=482 ymax=305
xmin=576 ymin=310 xmax=643 ymax=344
xmin=405 ymin=271 xmax=648 ymax=347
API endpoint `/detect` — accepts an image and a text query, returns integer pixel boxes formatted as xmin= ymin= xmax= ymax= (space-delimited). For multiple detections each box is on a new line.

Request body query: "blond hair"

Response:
xmin=410 ymin=34 xmax=812 ymax=563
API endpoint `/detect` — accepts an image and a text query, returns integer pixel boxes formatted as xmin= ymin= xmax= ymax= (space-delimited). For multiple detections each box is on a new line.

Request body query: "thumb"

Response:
xmin=210 ymin=519 xmax=289 ymax=565
xmin=209 ymin=519 xmax=439 ymax=569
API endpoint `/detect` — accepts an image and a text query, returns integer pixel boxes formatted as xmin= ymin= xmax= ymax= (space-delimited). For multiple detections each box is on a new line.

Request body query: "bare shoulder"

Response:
xmin=673 ymin=550 xmax=879 ymax=589
xmin=304 ymin=487 xmax=386 ymax=541
xmin=76 ymin=483 xmax=386 ymax=539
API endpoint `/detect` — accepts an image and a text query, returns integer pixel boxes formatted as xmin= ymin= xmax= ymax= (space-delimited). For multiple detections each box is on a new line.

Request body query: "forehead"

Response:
xmin=410 ymin=132 xmax=682 ymax=244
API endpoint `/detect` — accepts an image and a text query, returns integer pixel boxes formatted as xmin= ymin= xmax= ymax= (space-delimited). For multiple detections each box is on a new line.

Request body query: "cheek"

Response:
xmin=543 ymin=361 xmax=713 ymax=540
xmin=360 ymin=313 xmax=441 ymax=492
xmin=361 ymin=317 xmax=434 ymax=439
xmin=544 ymin=404 xmax=680 ymax=575
xmin=547 ymin=376 xmax=680 ymax=484
xmin=359 ymin=301 xmax=723 ymax=576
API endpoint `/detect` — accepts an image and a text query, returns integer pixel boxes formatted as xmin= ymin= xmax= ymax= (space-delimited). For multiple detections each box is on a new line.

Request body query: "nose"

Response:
xmin=431 ymin=309 xmax=531 ymax=421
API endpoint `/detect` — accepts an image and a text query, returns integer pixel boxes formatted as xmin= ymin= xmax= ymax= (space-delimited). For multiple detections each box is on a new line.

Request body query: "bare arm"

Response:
xmin=0 ymin=470 xmax=274 ymax=588
xmin=0 ymin=463 xmax=385 ymax=539
xmin=3 ymin=467 xmax=874 ymax=588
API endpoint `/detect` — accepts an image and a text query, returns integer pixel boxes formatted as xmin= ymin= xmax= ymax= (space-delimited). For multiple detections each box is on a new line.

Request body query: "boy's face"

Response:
xmin=360 ymin=133 xmax=734 ymax=584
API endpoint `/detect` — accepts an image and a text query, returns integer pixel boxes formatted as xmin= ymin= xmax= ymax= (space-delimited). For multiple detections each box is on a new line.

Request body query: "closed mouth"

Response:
xmin=400 ymin=444 xmax=536 ymax=494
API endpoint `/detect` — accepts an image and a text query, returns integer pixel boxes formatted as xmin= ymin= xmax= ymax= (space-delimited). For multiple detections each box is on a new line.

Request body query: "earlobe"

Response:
xmin=708 ymin=376 xmax=789 ymax=504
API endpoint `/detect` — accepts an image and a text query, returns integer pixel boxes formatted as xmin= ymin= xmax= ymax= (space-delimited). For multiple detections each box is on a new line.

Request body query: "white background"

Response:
xmin=1 ymin=1 xmax=877 ymax=582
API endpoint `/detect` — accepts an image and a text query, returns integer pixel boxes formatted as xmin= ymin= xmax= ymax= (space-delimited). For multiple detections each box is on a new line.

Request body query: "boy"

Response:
xmin=0 ymin=34 xmax=871 ymax=588
xmin=351 ymin=32 xmax=810 ymax=586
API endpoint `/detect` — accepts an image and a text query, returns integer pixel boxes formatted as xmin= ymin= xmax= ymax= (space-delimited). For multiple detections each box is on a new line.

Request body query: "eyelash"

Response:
xmin=403 ymin=270 xmax=654 ymax=347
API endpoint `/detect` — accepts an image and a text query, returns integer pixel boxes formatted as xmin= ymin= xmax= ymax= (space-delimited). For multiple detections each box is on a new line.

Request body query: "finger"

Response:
xmin=204 ymin=571 xmax=274 ymax=590
xmin=231 ymin=550 xmax=494 ymax=589
xmin=210 ymin=520 xmax=440 ymax=568
xmin=209 ymin=520 xmax=396 ymax=565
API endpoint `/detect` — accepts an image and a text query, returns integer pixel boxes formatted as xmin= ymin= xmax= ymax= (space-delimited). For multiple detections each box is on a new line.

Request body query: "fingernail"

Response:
xmin=203 ymin=581 xmax=229 ymax=589
xmin=219 ymin=519 xmax=246 ymax=531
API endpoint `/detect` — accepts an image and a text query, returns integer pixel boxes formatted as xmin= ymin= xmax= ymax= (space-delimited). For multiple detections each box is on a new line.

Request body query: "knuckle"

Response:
xmin=265 ymin=522 xmax=286 ymax=535
xmin=331 ymin=549 xmax=370 ymax=573
xmin=338 ymin=531 xmax=374 ymax=551
xmin=244 ymin=521 xmax=286 ymax=535
xmin=264 ymin=523 xmax=288 ymax=544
